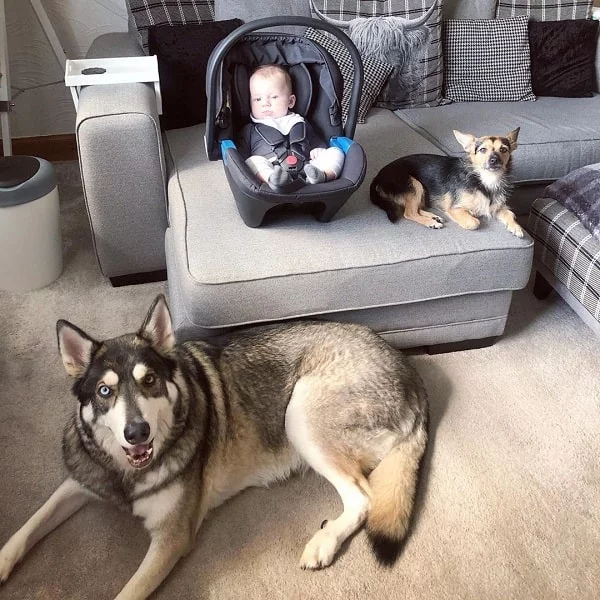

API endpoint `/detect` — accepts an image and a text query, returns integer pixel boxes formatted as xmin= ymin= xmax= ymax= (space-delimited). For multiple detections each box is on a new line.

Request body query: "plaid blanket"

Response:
xmin=544 ymin=164 xmax=600 ymax=241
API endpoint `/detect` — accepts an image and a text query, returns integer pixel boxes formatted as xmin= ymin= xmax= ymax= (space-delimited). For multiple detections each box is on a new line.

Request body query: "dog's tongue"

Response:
xmin=129 ymin=443 xmax=150 ymax=458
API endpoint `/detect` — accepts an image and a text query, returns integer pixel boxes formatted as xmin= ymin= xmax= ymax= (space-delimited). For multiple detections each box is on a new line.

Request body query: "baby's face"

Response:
xmin=249 ymin=74 xmax=296 ymax=120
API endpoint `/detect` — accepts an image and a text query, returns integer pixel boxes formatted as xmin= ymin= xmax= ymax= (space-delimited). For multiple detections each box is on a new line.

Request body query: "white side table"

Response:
xmin=65 ymin=56 xmax=162 ymax=114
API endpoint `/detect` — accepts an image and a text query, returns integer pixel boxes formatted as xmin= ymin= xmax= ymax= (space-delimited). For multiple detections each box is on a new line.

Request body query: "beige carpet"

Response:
xmin=1 ymin=162 xmax=598 ymax=600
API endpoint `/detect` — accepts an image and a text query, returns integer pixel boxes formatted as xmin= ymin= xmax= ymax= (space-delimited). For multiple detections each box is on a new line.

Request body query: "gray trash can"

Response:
xmin=0 ymin=156 xmax=62 ymax=292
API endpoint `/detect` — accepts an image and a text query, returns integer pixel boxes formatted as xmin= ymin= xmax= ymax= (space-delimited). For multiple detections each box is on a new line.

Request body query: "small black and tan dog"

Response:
xmin=370 ymin=129 xmax=523 ymax=237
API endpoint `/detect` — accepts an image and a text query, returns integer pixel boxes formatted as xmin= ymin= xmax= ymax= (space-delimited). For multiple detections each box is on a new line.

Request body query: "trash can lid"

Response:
xmin=0 ymin=156 xmax=57 ymax=207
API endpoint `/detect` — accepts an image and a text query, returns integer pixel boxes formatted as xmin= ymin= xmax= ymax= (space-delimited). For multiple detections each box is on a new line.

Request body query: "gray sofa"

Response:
xmin=75 ymin=0 xmax=600 ymax=350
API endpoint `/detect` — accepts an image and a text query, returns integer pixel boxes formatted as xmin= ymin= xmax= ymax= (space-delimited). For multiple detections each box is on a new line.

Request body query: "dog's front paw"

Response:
xmin=507 ymin=222 xmax=524 ymax=238
xmin=462 ymin=216 xmax=480 ymax=230
xmin=299 ymin=528 xmax=339 ymax=570
xmin=0 ymin=536 xmax=26 ymax=583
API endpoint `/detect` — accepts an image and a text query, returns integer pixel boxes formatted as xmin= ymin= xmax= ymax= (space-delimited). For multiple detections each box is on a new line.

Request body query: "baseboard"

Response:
xmin=0 ymin=134 xmax=77 ymax=162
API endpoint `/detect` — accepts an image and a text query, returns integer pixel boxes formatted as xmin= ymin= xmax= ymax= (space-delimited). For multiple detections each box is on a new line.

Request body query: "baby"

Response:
xmin=240 ymin=64 xmax=345 ymax=192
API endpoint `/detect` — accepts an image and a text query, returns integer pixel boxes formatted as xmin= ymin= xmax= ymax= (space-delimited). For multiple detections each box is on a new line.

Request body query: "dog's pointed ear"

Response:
xmin=454 ymin=130 xmax=477 ymax=153
xmin=138 ymin=295 xmax=175 ymax=354
xmin=506 ymin=127 xmax=520 ymax=150
xmin=57 ymin=320 xmax=99 ymax=378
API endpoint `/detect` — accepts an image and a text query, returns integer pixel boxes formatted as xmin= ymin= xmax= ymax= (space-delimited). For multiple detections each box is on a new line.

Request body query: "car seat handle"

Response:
xmin=205 ymin=16 xmax=364 ymax=160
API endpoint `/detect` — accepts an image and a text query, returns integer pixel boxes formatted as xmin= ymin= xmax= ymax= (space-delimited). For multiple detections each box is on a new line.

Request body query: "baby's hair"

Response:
xmin=250 ymin=64 xmax=293 ymax=94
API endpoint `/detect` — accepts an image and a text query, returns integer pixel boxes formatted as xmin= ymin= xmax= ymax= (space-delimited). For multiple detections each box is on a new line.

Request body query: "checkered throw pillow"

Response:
xmin=529 ymin=197 xmax=600 ymax=324
xmin=310 ymin=0 xmax=444 ymax=109
xmin=496 ymin=0 xmax=593 ymax=20
xmin=126 ymin=0 xmax=215 ymax=52
xmin=443 ymin=16 xmax=536 ymax=102
xmin=305 ymin=28 xmax=393 ymax=123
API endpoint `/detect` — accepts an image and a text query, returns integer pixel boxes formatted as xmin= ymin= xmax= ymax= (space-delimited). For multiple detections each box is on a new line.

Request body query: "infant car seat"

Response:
xmin=205 ymin=16 xmax=366 ymax=227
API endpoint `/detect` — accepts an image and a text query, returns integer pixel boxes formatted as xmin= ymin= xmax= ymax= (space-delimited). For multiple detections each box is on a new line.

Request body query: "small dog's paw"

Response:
xmin=299 ymin=528 xmax=338 ymax=570
xmin=432 ymin=214 xmax=445 ymax=224
xmin=0 ymin=537 xmax=26 ymax=583
xmin=463 ymin=217 xmax=480 ymax=230
xmin=508 ymin=223 xmax=524 ymax=238
xmin=428 ymin=220 xmax=444 ymax=229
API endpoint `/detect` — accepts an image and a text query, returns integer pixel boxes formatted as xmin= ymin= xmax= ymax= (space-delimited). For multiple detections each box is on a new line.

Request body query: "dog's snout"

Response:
xmin=488 ymin=153 xmax=501 ymax=166
xmin=124 ymin=420 xmax=151 ymax=444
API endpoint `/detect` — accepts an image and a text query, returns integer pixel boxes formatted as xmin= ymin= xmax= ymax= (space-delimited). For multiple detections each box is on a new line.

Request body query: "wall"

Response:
xmin=3 ymin=0 xmax=127 ymax=140
xmin=3 ymin=0 xmax=600 ymax=140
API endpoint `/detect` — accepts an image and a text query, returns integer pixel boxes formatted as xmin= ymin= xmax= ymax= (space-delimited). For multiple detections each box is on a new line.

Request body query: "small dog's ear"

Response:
xmin=139 ymin=294 xmax=175 ymax=354
xmin=57 ymin=320 xmax=99 ymax=378
xmin=506 ymin=127 xmax=520 ymax=150
xmin=453 ymin=130 xmax=477 ymax=153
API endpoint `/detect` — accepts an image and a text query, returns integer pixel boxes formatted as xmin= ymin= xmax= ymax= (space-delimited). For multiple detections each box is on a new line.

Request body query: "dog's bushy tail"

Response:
xmin=365 ymin=421 xmax=428 ymax=566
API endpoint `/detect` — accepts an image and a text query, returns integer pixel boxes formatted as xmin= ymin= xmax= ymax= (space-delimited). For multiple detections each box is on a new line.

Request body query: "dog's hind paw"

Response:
xmin=428 ymin=220 xmax=444 ymax=229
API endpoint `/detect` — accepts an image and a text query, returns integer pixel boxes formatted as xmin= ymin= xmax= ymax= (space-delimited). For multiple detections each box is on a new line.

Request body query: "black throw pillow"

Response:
xmin=148 ymin=19 xmax=243 ymax=130
xmin=528 ymin=19 xmax=599 ymax=98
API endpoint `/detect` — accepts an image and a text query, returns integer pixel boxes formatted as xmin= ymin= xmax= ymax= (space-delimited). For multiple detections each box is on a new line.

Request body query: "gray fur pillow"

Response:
xmin=310 ymin=0 xmax=444 ymax=109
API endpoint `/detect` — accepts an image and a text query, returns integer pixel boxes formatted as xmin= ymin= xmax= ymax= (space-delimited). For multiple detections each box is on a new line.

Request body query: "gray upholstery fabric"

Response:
xmin=442 ymin=0 xmax=497 ymax=19
xmin=163 ymin=116 xmax=533 ymax=343
xmin=395 ymin=96 xmax=600 ymax=183
xmin=77 ymin=33 xmax=167 ymax=278
xmin=215 ymin=0 xmax=311 ymax=35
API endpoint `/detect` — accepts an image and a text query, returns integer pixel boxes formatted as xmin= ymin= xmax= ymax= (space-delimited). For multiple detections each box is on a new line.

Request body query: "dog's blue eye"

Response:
xmin=478 ymin=147 xmax=487 ymax=153
xmin=98 ymin=385 xmax=112 ymax=398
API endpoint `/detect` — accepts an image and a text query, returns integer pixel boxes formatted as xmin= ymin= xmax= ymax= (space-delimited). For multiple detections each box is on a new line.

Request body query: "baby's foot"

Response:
xmin=268 ymin=166 xmax=293 ymax=191
xmin=304 ymin=164 xmax=327 ymax=185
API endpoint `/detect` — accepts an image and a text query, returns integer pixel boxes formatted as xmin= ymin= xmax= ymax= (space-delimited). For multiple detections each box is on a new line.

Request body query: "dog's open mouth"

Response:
xmin=123 ymin=442 xmax=154 ymax=469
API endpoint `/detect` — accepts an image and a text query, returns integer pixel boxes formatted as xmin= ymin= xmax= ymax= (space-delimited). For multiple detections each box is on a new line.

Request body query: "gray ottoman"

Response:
xmin=529 ymin=197 xmax=600 ymax=337
xmin=164 ymin=124 xmax=534 ymax=351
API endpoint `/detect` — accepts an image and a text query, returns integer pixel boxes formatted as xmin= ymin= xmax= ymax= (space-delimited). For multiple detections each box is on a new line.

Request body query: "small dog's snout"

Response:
xmin=124 ymin=420 xmax=151 ymax=444
xmin=488 ymin=153 xmax=500 ymax=165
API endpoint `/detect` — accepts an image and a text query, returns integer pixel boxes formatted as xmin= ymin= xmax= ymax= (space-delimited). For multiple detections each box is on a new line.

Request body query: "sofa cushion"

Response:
xmin=496 ymin=0 xmax=593 ymax=20
xmin=215 ymin=0 xmax=312 ymax=36
xmin=304 ymin=28 xmax=393 ymax=124
xmin=442 ymin=16 xmax=536 ymax=102
xmin=163 ymin=119 xmax=532 ymax=331
xmin=443 ymin=0 xmax=497 ymax=19
xmin=310 ymin=0 xmax=444 ymax=110
xmin=148 ymin=20 xmax=243 ymax=131
xmin=126 ymin=0 xmax=215 ymax=52
xmin=395 ymin=96 xmax=600 ymax=183
xmin=528 ymin=19 xmax=599 ymax=97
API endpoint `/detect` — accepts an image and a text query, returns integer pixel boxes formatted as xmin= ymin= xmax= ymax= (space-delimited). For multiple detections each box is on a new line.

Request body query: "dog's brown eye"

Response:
xmin=499 ymin=147 xmax=508 ymax=153
xmin=142 ymin=374 xmax=155 ymax=386
xmin=478 ymin=147 xmax=487 ymax=153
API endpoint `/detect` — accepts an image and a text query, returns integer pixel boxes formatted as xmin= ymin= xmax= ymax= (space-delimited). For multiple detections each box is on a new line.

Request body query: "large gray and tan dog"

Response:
xmin=0 ymin=295 xmax=429 ymax=600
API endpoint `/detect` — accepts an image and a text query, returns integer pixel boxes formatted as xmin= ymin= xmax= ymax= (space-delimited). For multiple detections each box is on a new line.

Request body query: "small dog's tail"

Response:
xmin=369 ymin=177 xmax=402 ymax=223
xmin=365 ymin=419 xmax=428 ymax=566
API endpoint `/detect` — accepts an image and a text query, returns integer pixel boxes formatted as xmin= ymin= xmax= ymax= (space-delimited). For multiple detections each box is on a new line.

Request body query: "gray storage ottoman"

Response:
xmin=165 ymin=123 xmax=533 ymax=350
xmin=529 ymin=198 xmax=600 ymax=337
